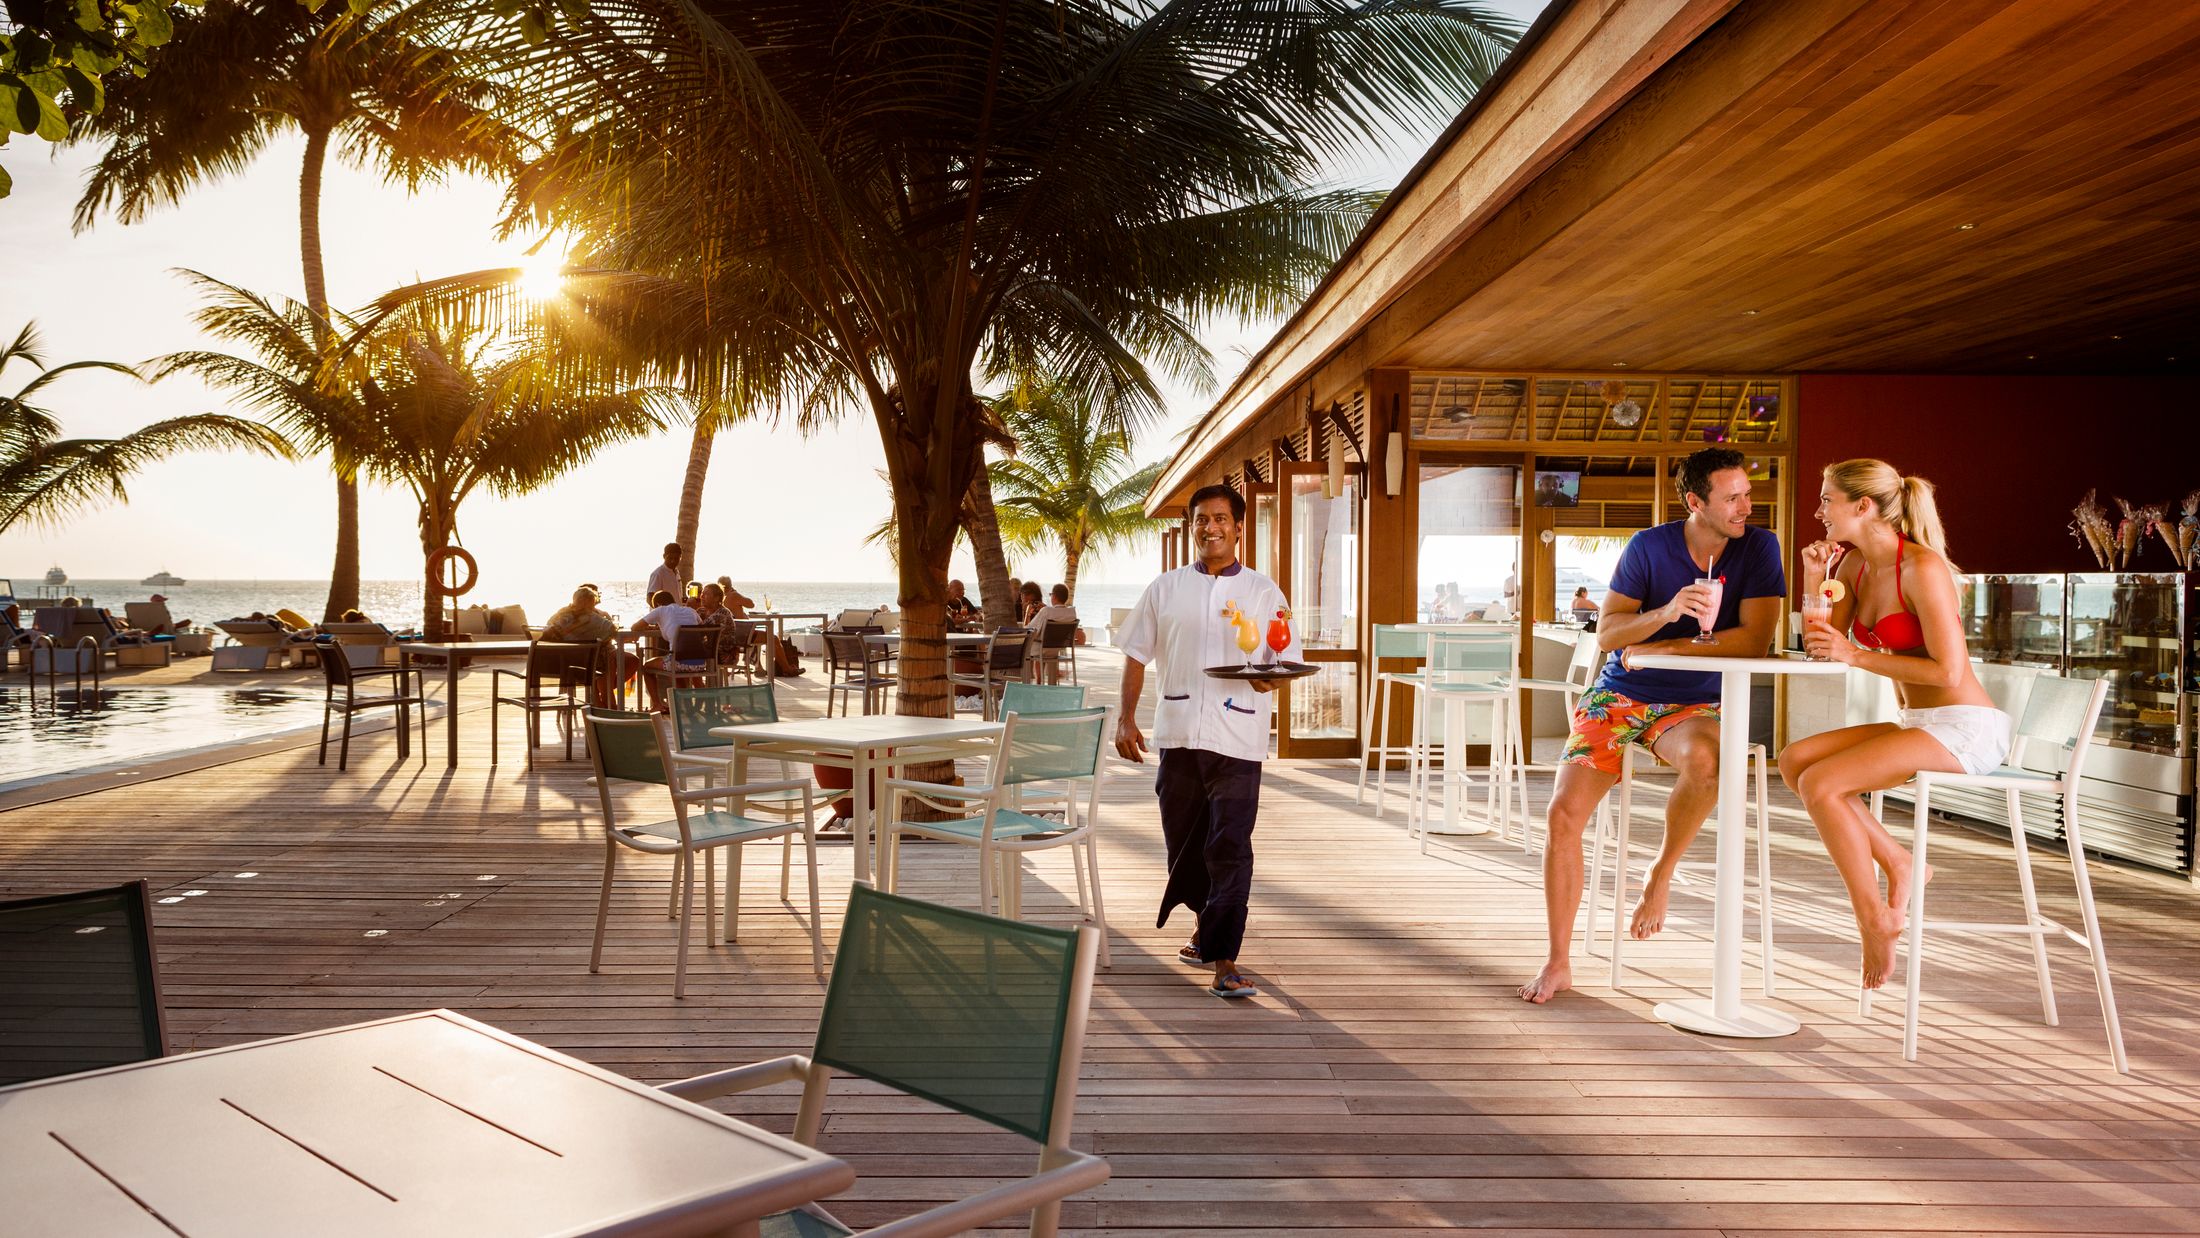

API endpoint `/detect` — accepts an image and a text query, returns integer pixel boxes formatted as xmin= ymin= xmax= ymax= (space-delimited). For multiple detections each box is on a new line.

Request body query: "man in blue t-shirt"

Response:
xmin=1520 ymin=447 xmax=1785 ymax=1004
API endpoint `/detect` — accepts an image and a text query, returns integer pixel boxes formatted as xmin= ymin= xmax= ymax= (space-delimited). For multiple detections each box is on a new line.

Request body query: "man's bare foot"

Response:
xmin=1884 ymin=856 xmax=1934 ymax=930
xmin=1630 ymin=873 xmax=1673 ymax=940
xmin=1519 ymin=959 xmax=1572 ymax=1004
xmin=1860 ymin=906 xmax=1903 ymax=989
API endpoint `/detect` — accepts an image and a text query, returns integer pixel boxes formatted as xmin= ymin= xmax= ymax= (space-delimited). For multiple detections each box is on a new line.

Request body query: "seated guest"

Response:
xmin=632 ymin=589 xmax=701 ymax=709
xmin=547 ymin=585 xmax=624 ymax=705
xmin=1026 ymin=584 xmax=1081 ymax=684
xmin=142 ymin=593 xmax=191 ymax=633
xmin=340 ymin=608 xmax=371 ymax=624
xmin=944 ymin=579 xmax=981 ymax=627
xmin=1018 ymin=580 xmax=1045 ymax=625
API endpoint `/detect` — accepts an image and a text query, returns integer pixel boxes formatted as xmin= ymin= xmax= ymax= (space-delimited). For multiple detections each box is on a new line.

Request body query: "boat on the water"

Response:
xmin=44 ymin=565 xmax=67 ymax=587
xmin=141 ymin=570 xmax=187 ymax=587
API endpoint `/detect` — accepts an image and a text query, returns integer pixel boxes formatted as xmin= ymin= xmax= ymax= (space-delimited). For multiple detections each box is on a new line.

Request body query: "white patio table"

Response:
xmin=0 ymin=1009 xmax=852 ymax=1238
xmin=710 ymin=714 xmax=1005 ymax=882
xmin=1628 ymin=652 xmax=1846 ymax=1037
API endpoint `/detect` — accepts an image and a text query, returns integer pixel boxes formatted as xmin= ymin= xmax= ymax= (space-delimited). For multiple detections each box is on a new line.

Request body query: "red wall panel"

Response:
xmin=1797 ymin=375 xmax=2190 ymax=574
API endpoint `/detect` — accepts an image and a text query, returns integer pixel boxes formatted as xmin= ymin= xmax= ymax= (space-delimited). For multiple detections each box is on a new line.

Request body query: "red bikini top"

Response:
xmin=1847 ymin=539 xmax=1926 ymax=652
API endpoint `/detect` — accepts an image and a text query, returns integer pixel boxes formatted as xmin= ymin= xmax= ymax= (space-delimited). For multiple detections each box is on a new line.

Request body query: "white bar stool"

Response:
xmin=1357 ymin=624 xmax=1432 ymax=819
xmin=1591 ymin=739 xmax=1777 ymax=993
xmin=1407 ymin=630 xmax=1531 ymax=850
xmin=1863 ymin=675 xmax=2126 ymax=1072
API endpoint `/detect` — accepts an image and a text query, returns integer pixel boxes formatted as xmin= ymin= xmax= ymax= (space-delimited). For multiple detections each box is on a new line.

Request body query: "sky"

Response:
xmin=0 ymin=1 xmax=1548 ymax=594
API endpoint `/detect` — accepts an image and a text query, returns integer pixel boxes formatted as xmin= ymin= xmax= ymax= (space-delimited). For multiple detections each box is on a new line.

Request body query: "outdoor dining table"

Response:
xmin=1628 ymin=651 xmax=1847 ymax=1038
xmin=401 ymin=640 xmax=587 ymax=769
xmin=750 ymin=611 xmax=828 ymax=650
xmin=0 ymin=1008 xmax=853 ymax=1238
xmin=710 ymin=714 xmax=1004 ymax=882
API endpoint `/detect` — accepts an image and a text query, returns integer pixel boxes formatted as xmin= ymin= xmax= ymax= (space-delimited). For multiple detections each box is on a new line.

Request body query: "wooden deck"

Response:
xmin=6 ymin=647 xmax=2200 ymax=1234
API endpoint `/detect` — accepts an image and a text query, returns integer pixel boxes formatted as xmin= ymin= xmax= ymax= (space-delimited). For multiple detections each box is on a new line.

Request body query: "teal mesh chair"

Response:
xmin=998 ymin=681 xmax=1087 ymax=717
xmin=668 ymin=684 xmax=811 ymax=912
xmin=585 ymin=708 xmax=825 ymax=997
xmin=1358 ymin=623 xmax=1431 ymax=815
xmin=660 ymin=885 xmax=1108 ymax=1238
xmin=1864 ymin=674 xmax=2126 ymax=1071
xmin=1407 ymin=629 xmax=1531 ymax=852
xmin=876 ymin=707 xmax=1112 ymax=968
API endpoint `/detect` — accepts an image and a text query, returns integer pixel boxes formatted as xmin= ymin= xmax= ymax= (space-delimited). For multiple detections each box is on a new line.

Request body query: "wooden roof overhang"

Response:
xmin=1150 ymin=0 xmax=2200 ymax=513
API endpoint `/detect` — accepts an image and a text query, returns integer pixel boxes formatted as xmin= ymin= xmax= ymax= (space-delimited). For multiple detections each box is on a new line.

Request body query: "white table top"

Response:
xmin=0 ymin=1009 xmax=851 ymax=1238
xmin=712 ymin=715 xmax=1004 ymax=749
xmin=1629 ymin=652 xmax=1848 ymax=675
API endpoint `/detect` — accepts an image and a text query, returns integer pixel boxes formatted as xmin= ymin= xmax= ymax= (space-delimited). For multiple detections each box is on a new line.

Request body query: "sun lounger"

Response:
xmin=320 ymin=620 xmax=404 ymax=668
xmin=212 ymin=618 xmax=315 ymax=672
xmin=124 ymin=600 xmax=187 ymax=635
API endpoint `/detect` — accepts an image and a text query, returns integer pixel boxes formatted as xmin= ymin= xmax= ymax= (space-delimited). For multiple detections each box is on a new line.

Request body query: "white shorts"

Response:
xmin=1898 ymin=704 xmax=2013 ymax=777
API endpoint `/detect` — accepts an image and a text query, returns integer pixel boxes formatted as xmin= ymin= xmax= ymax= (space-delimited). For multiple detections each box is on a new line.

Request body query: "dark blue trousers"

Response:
xmin=1156 ymin=746 xmax=1263 ymax=964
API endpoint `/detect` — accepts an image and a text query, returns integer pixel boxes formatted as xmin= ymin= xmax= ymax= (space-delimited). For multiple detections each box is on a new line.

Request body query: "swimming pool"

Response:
xmin=0 ymin=685 xmax=338 ymax=790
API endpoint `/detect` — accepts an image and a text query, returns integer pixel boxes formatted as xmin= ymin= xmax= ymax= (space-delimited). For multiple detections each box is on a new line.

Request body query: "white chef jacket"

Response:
xmin=1117 ymin=562 xmax=1303 ymax=763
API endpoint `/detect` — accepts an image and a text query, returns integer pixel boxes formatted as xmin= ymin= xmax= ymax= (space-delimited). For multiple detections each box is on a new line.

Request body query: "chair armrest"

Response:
xmin=880 ymin=777 xmax=996 ymax=801
xmin=658 ymin=1055 xmax=813 ymax=1101
xmin=862 ymin=1151 xmax=1110 ymax=1238
xmin=673 ymin=778 xmax=813 ymax=804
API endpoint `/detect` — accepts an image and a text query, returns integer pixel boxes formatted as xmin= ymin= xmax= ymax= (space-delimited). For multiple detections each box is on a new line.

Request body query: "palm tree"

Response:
xmin=987 ymin=383 xmax=1167 ymax=603
xmin=67 ymin=0 xmax=515 ymax=621
xmin=345 ymin=315 xmax=674 ymax=634
xmin=393 ymin=0 xmax=1519 ymax=717
xmin=1 ymin=322 xmax=288 ymax=534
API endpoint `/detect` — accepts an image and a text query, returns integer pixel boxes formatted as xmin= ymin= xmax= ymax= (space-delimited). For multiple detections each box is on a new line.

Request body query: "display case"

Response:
xmin=1887 ymin=572 xmax=2195 ymax=874
xmin=2067 ymin=573 xmax=2188 ymax=757
xmin=1959 ymin=573 xmax=2064 ymax=668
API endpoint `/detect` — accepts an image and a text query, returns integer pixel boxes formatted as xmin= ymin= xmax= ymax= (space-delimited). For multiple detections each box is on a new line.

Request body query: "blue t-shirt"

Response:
xmin=1593 ymin=521 xmax=1785 ymax=705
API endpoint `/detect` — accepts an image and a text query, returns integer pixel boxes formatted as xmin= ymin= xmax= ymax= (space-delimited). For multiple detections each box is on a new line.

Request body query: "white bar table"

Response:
xmin=712 ymin=715 xmax=1003 ymax=882
xmin=1629 ymin=652 xmax=1846 ymax=1037
xmin=0 ymin=1009 xmax=852 ymax=1238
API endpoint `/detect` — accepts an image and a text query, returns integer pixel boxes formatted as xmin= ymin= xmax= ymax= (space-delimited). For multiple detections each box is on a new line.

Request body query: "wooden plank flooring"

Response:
xmin=6 ymin=647 xmax=2200 ymax=1234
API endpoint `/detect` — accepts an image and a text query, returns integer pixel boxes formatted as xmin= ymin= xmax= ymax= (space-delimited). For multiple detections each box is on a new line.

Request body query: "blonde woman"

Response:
xmin=1778 ymin=460 xmax=2010 ymax=989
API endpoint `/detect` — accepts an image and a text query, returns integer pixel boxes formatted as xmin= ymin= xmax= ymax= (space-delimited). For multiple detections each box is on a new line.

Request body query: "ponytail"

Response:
xmin=1897 ymin=474 xmax=1950 ymax=564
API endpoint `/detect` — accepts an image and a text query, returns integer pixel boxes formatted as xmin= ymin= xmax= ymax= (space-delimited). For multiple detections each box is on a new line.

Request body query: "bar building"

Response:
xmin=1144 ymin=0 xmax=2200 ymax=874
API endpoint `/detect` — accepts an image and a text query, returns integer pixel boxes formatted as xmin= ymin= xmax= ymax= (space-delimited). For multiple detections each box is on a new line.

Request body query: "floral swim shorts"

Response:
xmin=1560 ymin=687 xmax=1720 ymax=776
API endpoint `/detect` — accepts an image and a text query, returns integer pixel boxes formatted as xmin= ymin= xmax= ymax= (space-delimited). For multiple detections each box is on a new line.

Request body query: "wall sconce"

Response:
xmin=1384 ymin=393 xmax=1403 ymax=497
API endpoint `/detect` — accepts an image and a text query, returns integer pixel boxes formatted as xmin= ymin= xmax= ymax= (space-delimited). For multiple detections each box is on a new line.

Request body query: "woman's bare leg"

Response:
xmin=1792 ymin=728 xmax=1963 ymax=987
xmin=1782 ymin=724 xmax=1913 ymax=906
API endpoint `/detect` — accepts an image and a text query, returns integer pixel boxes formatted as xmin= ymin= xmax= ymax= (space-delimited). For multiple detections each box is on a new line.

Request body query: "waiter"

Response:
xmin=1116 ymin=483 xmax=1301 ymax=999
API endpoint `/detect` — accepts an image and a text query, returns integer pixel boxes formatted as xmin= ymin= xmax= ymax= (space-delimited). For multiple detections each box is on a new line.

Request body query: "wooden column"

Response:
xmin=1365 ymin=368 xmax=1414 ymax=768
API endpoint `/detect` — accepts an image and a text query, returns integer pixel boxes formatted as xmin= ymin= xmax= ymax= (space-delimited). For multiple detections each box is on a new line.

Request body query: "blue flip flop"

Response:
xmin=1208 ymin=972 xmax=1260 ymax=999
xmin=1177 ymin=942 xmax=1204 ymax=966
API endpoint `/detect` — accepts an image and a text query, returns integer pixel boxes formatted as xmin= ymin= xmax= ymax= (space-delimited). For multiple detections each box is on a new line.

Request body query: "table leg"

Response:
xmin=850 ymin=746 xmax=873 ymax=882
xmin=1426 ymin=695 xmax=1490 ymax=836
xmin=446 ymin=656 xmax=461 ymax=769
xmin=1653 ymin=669 xmax=1798 ymax=1038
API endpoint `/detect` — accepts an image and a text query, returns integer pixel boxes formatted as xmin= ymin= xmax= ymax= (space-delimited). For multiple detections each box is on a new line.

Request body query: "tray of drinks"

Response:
xmin=1203 ymin=661 xmax=1319 ymax=681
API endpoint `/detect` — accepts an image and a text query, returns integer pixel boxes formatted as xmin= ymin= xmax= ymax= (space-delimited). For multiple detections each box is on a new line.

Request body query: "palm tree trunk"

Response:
xmin=299 ymin=123 xmax=360 ymax=625
xmin=1061 ymin=538 xmax=1083 ymax=603
xmin=673 ymin=413 xmax=714 ymax=584
xmin=966 ymin=461 xmax=1015 ymax=629
xmin=420 ymin=500 xmax=454 ymax=639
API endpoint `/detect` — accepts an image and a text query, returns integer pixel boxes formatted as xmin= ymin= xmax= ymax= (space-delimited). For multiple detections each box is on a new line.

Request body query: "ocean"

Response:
xmin=11 ymin=577 xmax=1155 ymax=637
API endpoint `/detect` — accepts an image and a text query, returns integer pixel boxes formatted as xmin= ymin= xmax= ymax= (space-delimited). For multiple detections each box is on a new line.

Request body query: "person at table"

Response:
xmin=944 ymin=578 xmax=981 ymax=628
xmin=631 ymin=589 xmax=700 ymax=709
xmin=1570 ymin=587 xmax=1600 ymax=625
xmin=1116 ymin=483 xmax=1301 ymax=1001
xmin=646 ymin=542 xmax=684 ymax=606
xmin=1520 ymin=446 xmax=1784 ymax=1004
xmin=1017 ymin=580 xmax=1046 ymax=626
xmin=1026 ymin=584 xmax=1081 ymax=684
xmin=1780 ymin=460 xmax=2007 ymax=990
xmin=545 ymin=584 xmax=625 ymax=705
